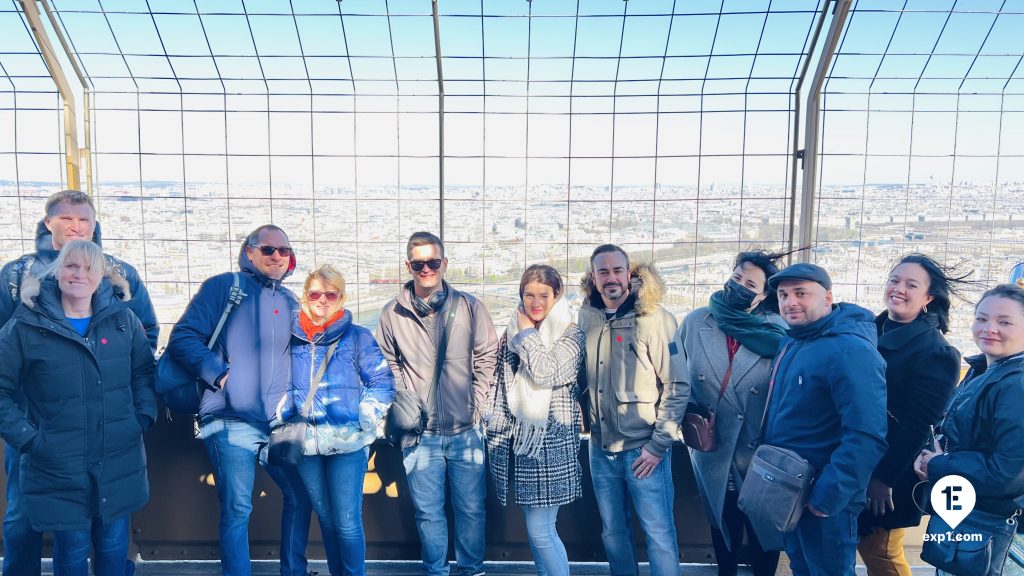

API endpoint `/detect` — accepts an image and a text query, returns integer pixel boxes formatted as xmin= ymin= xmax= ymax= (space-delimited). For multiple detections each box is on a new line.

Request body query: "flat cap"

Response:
xmin=768 ymin=262 xmax=832 ymax=291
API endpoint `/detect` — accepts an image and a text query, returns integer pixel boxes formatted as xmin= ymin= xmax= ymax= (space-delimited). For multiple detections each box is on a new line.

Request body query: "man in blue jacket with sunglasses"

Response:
xmin=165 ymin=225 xmax=313 ymax=576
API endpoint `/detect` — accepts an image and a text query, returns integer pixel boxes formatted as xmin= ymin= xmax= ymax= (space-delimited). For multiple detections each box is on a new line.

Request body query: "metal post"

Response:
xmin=39 ymin=0 xmax=92 ymax=196
xmin=432 ymin=0 xmax=445 ymax=241
xmin=797 ymin=0 xmax=852 ymax=261
xmin=19 ymin=0 xmax=82 ymax=190
xmin=787 ymin=0 xmax=832 ymax=262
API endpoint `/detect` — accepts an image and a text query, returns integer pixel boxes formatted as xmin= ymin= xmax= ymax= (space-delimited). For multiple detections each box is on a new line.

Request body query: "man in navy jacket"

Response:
xmin=763 ymin=263 xmax=888 ymax=576
xmin=164 ymin=225 xmax=312 ymax=576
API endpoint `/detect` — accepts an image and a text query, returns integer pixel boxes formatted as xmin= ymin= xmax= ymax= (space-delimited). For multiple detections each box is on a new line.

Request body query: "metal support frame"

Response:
xmin=787 ymin=0 xmax=833 ymax=263
xmin=432 ymin=0 xmax=445 ymax=241
xmin=795 ymin=0 xmax=852 ymax=261
xmin=18 ymin=0 xmax=92 ymax=194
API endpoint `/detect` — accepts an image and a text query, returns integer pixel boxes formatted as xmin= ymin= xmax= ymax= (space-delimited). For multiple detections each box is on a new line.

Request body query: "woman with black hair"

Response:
xmin=677 ymin=249 xmax=789 ymax=576
xmin=858 ymin=254 xmax=966 ymax=576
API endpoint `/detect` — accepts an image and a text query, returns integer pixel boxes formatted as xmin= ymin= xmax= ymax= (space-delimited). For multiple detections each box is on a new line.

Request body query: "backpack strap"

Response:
xmin=206 ymin=272 xmax=246 ymax=350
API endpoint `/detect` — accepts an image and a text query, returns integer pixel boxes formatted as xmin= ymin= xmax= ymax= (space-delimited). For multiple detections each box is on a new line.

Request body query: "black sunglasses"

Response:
xmin=252 ymin=245 xmax=293 ymax=257
xmin=409 ymin=258 xmax=443 ymax=272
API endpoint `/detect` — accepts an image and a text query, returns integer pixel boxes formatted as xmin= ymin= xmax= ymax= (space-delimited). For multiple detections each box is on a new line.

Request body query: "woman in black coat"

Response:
xmin=857 ymin=254 xmax=964 ymax=576
xmin=0 ymin=240 xmax=156 ymax=576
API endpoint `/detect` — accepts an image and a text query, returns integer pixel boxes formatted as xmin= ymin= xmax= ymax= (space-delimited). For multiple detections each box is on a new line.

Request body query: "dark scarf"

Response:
xmin=707 ymin=290 xmax=786 ymax=358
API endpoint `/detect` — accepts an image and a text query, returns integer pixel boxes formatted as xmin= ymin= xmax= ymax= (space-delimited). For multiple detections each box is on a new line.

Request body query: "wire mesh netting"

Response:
xmin=1 ymin=0 xmax=1022 ymax=353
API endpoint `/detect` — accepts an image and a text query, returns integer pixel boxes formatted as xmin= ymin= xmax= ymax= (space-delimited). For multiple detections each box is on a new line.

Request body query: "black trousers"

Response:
xmin=709 ymin=489 xmax=781 ymax=576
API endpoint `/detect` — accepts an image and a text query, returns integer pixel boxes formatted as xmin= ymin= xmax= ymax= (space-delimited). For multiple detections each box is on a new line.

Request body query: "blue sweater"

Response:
xmin=763 ymin=302 xmax=888 ymax=516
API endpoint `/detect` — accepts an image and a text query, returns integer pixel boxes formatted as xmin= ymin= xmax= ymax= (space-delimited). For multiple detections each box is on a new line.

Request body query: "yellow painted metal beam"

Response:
xmin=18 ymin=0 xmax=82 ymax=191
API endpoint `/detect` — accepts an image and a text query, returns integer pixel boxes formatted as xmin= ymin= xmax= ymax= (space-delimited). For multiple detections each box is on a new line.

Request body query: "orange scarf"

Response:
xmin=300 ymin=309 xmax=345 ymax=342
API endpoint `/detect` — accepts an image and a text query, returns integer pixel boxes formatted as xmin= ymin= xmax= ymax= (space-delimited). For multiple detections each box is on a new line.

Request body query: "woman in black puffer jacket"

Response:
xmin=0 ymin=239 xmax=156 ymax=576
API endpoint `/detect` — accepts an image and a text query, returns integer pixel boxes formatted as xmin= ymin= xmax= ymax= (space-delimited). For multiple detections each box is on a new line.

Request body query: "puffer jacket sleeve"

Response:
xmin=118 ymin=260 xmax=160 ymax=353
xmin=644 ymin=308 xmax=689 ymax=458
xmin=356 ymin=327 xmax=397 ymax=430
xmin=809 ymin=344 xmax=889 ymax=516
xmin=374 ymin=303 xmax=403 ymax=385
xmin=508 ymin=324 xmax=584 ymax=390
xmin=874 ymin=344 xmax=960 ymax=486
xmin=127 ymin=311 xmax=158 ymax=429
xmin=165 ymin=274 xmax=232 ymax=388
xmin=929 ymin=375 xmax=1024 ymax=499
xmin=0 ymin=320 xmax=37 ymax=451
xmin=0 ymin=260 xmax=19 ymax=329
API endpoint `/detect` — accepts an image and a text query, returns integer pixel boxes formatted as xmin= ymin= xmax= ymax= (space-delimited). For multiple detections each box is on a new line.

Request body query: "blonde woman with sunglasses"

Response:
xmin=283 ymin=264 xmax=395 ymax=576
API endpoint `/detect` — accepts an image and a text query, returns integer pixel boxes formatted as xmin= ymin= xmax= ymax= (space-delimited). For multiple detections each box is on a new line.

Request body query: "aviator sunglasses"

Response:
xmin=409 ymin=258 xmax=443 ymax=272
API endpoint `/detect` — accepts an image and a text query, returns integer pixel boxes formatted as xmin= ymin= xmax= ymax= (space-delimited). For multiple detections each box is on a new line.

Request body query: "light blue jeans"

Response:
xmin=522 ymin=506 xmax=568 ymax=576
xmin=199 ymin=416 xmax=312 ymax=576
xmin=402 ymin=427 xmax=487 ymax=576
xmin=297 ymin=448 xmax=370 ymax=576
xmin=589 ymin=444 xmax=680 ymax=576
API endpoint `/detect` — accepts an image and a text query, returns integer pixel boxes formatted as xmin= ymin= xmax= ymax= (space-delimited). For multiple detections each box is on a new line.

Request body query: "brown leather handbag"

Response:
xmin=682 ymin=403 xmax=717 ymax=451
xmin=682 ymin=364 xmax=735 ymax=452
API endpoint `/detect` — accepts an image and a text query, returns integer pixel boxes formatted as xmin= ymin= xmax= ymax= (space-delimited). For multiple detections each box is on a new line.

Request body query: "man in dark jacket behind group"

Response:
xmin=762 ymin=263 xmax=888 ymax=576
xmin=0 ymin=190 xmax=158 ymax=576
xmin=164 ymin=225 xmax=312 ymax=576
xmin=375 ymin=231 xmax=498 ymax=576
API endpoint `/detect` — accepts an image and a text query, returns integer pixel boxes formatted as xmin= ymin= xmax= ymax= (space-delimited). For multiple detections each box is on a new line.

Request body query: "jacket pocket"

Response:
xmin=614 ymin=385 xmax=659 ymax=438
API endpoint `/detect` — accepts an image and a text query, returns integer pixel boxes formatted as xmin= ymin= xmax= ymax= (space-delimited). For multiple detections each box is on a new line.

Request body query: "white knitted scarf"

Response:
xmin=504 ymin=297 xmax=573 ymax=458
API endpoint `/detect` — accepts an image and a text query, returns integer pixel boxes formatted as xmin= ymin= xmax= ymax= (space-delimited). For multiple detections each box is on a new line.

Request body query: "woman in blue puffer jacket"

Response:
xmin=282 ymin=264 xmax=395 ymax=576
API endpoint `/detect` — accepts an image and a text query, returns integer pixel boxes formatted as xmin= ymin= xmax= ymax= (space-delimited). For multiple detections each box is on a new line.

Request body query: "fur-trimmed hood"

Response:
xmin=20 ymin=266 xmax=131 ymax=310
xmin=580 ymin=261 xmax=666 ymax=316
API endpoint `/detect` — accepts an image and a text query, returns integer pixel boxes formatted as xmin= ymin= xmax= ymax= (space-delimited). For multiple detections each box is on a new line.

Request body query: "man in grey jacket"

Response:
xmin=375 ymin=231 xmax=499 ymax=576
xmin=577 ymin=244 xmax=687 ymax=576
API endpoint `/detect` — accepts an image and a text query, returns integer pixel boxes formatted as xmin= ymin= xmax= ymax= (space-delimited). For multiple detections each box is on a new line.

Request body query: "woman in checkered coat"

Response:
xmin=485 ymin=264 xmax=585 ymax=576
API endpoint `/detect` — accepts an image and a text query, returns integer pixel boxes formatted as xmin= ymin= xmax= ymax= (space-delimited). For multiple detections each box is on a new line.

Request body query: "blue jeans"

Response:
xmin=784 ymin=509 xmax=859 ymax=576
xmin=199 ymin=416 xmax=313 ymax=576
xmin=4 ymin=444 xmax=43 ymax=576
xmin=402 ymin=427 xmax=487 ymax=576
xmin=297 ymin=448 xmax=369 ymax=576
xmin=522 ymin=506 xmax=568 ymax=576
xmin=53 ymin=515 xmax=130 ymax=576
xmin=4 ymin=445 xmax=137 ymax=576
xmin=589 ymin=444 xmax=680 ymax=576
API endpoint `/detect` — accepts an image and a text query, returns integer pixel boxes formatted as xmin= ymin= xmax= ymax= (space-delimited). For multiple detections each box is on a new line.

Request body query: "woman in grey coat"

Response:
xmin=486 ymin=264 xmax=585 ymax=576
xmin=678 ymin=250 xmax=789 ymax=576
